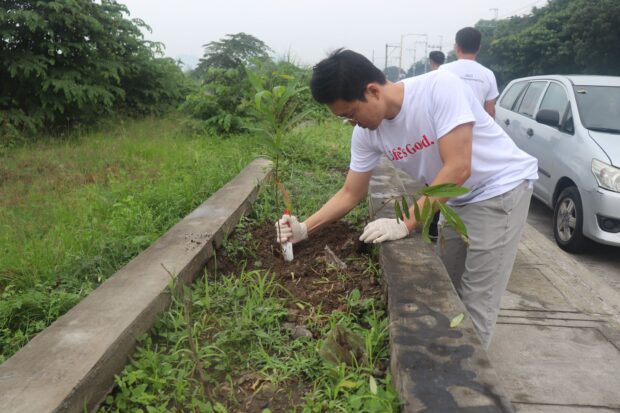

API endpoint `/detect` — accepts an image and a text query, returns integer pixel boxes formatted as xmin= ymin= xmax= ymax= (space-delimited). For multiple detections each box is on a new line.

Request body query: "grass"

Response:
xmin=1 ymin=116 xmax=348 ymax=362
xmin=100 ymin=265 xmax=398 ymax=412
xmin=99 ymin=125 xmax=399 ymax=411
xmin=1 ymin=115 xmax=398 ymax=410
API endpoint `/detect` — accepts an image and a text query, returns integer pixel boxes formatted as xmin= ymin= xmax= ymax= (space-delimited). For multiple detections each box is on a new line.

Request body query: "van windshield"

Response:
xmin=573 ymin=85 xmax=620 ymax=134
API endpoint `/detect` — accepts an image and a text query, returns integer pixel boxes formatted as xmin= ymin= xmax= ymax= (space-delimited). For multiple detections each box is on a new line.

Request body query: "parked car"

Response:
xmin=496 ymin=75 xmax=620 ymax=252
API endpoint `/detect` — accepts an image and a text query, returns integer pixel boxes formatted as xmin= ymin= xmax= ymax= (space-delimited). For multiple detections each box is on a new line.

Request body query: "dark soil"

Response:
xmin=206 ymin=220 xmax=387 ymax=413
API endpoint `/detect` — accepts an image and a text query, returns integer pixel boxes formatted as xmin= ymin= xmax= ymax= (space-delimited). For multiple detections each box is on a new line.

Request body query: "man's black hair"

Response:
xmin=455 ymin=27 xmax=481 ymax=54
xmin=429 ymin=50 xmax=445 ymax=65
xmin=310 ymin=48 xmax=386 ymax=104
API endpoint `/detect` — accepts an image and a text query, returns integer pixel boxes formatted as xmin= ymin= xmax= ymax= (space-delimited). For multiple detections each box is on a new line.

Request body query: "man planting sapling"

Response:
xmin=275 ymin=49 xmax=537 ymax=348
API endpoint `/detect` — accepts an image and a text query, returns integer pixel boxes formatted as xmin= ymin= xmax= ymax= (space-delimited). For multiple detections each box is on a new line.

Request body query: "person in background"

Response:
xmin=428 ymin=50 xmax=445 ymax=70
xmin=440 ymin=27 xmax=498 ymax=118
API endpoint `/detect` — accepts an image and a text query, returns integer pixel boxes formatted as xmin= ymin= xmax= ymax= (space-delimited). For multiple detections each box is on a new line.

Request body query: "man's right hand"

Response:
xmin=275 ymin=215 xmax=308 ymax=244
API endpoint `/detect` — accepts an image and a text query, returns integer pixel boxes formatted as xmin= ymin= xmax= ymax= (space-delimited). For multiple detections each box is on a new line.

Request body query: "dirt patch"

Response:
xmin=206 ymin=220 xmax=386 ymax=412
xmin=214 ymin=221 xmax=382 ymax=327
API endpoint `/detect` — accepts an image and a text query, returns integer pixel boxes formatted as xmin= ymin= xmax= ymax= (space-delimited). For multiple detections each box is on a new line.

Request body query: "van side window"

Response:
xmin=517 ymin=82 xmax=547 ymax=118
xmin=539 ymin=83 xmax=569 ymax=117
xmin=499 ymin=81 xmax=527 ymax=111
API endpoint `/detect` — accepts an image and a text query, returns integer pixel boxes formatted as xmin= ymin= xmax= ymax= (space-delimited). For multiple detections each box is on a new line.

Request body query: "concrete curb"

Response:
xmin=369 ymin=160 xmax=513 ymax=412
xmin=0 ymin=158 xmax=273 ymax=413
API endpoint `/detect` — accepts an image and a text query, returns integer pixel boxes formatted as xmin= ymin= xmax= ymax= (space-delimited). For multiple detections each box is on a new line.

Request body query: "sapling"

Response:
xmin=392 ymin=183 xmax=470 ymax=245
xmin=247 ymin=67 xmax=312 ymax=261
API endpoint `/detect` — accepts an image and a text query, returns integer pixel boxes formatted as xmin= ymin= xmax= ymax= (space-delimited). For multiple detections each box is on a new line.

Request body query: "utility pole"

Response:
xmin=385 ymin=44 xmax=388 ymax=71
xmin=399 ymin=33 xmax=427 ymax=77
xmin=427 ymin=36 xmax=445 ymax=57
xmin=489 ymin=7 xmax=499 ymax=20
xmin=384 ymin=43 xmax=400 ymax=71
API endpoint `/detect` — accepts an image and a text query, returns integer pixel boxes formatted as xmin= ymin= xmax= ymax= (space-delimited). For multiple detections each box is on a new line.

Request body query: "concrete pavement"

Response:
xmin=488 ymin=221 xmax=620 ymax=411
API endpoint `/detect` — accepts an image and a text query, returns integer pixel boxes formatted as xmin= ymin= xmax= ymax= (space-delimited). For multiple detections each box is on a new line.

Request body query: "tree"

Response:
xmin=0 ymin=0 xmax=187 ymax=140
xmin=406 ymin=60 xmax=426 ymax=77
xmin=445 ymin=50 xmax=457 ymax=64
xmin=194 ymin=33 xmax=272 ymax=78
xmin=383 ymin=66 xmax=405 ymax=82
xmin=475 ymin=0 xmax=620 ymax=88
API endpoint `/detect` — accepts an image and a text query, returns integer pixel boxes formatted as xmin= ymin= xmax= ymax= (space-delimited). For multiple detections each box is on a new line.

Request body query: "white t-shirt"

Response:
xmin=439 ymin=59 xmax=499 ymax=106
xmin=349 ymin=70 xmax=538 ymax=206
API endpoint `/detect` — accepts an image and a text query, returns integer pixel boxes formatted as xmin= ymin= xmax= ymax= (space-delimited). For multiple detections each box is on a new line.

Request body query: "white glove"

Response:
xmin=275 ymin=215 xmax=308 ymax=244
xmin=359 ymin=218 xmax=409 ymax=243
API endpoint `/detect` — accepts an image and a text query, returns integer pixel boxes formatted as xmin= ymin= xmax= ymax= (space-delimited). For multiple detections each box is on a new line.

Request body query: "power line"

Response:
xmin=498 ymin=0 xmax=547 ymax=19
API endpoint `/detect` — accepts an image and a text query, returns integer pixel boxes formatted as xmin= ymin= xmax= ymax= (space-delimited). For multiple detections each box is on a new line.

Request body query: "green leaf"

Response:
xmin=340 ymin=380 xmax=358 ymax=389
xmin=450 ymin=313 xmax=465 ymax=328
xmin=413 ymin=198 xmax=421 ymax=222
xmin=369 ymin=375 xmax=378 ymax=395
xmin=394 ymin=201 xmax=403 ymax=223
xmin=255 ymin=330 xmax=270 ymax=339
xmin=437 ymin=203 xmax=468 ymax=241
xmin=273 ymin=85 xmax=286 ymax=98
xmin=401 ymin=196 xmax=410 ymax=219
xmin=254 ymin=90 xmax=271 ymax=111
xmin=349 ymin=288 xmax=361 ymax=303
xmin=420 ymin=197 xmax=431 ymax=223
xmin=246 ymin=67 xmax=264 ymax=91
xmin=419 ymin=183 xmax=470 ymax=198
xmin=421 ymin=203 xmax=434 ymax=243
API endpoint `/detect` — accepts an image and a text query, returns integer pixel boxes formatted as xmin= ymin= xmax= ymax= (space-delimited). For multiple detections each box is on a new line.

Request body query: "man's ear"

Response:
xmin=365 ymin=83 xmax=381 ymax=100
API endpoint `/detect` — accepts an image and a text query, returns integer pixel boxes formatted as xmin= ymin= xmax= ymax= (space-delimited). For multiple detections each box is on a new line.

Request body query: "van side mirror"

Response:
xmin=536 ymin=109 xmax=560 ymax=127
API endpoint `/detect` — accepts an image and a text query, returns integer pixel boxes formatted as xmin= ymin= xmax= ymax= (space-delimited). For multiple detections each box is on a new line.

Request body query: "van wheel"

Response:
xmin=553 ymin=186 xmax=589 ymax=253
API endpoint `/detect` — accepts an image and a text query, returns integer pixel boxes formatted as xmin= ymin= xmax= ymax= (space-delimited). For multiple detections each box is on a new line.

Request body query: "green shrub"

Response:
xmin=180 ymin=68 xmax=251 ymax=136
xmin=0 ymin=0 xmax=188 ymax=142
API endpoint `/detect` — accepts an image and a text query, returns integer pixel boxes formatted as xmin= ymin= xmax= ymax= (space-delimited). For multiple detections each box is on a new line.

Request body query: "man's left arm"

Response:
xmin=400 ymin=122 xmax=472 ymax=232
xmin=359 ymin=123 xmax=473 ymax=243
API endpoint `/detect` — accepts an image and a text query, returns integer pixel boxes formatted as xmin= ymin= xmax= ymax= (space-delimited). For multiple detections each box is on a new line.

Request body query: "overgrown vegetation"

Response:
xmin=0 ymin=0 xmax=189 ymax=143
xmin=0 ymin=116 xmax=272 ymax=362
xmin=99 ymin=120 xmax=399 ymax=412
xmin=100 ymin=263 xmax=398 ymax=412
xmin=181 ymin=32 xmax=328 ymax=136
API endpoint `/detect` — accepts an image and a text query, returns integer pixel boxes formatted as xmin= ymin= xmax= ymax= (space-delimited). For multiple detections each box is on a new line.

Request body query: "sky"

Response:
xmin=120 ymin=0 xmax=548 ymax=70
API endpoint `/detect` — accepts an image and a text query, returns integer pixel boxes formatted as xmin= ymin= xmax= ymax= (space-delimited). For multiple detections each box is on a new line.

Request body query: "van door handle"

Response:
xmin=504 ymin=119 xmax=510 ymax=126
xmin=526 ymin=128 xmax=534 ymax=137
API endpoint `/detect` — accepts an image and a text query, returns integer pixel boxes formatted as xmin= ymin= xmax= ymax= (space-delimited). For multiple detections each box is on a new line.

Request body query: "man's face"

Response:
xmin=328 ymin=87 xmax=384 ymax=130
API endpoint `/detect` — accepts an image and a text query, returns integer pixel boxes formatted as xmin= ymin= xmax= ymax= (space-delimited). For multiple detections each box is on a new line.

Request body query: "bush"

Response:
xmin=180 ymin=68 xmax=251 ymax=136
xmin=181 ymin=59 xmax=330 ymax=137
xmin=0 ymin=0 xmax=188 ymax=142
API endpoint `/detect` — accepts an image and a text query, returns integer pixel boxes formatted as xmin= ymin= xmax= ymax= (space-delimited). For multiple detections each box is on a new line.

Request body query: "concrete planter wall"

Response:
xmin=0 ymin=158 xmax=272 ymax=413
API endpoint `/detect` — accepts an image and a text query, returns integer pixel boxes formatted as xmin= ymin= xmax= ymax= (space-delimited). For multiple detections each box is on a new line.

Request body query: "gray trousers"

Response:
xmin=436 ymin=180 xmax=533 ymax=348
